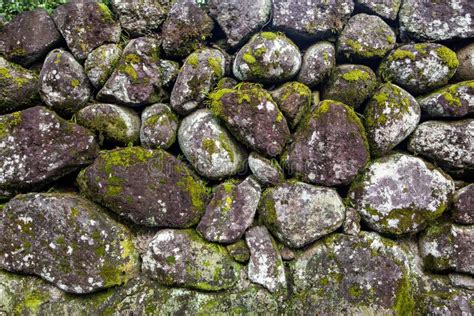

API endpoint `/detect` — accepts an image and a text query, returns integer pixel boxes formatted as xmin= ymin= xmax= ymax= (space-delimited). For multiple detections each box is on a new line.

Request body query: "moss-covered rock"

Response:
xmin=270 ymin=81 xmax=312 ymax=129
xmin=159 ymin=59 xmax=180 ymax=88
xmin=355 ymin=0 xmax=401 ymax=21
xmin=140 ymin=103 xmax=178 ymax=149
xmin=226 ymin=240 xmax=251 ymax=263
xmin=297 ymin=41 xmax=335 ymax=88
xmin=84 ymin=44 xmax=122 ymax=90
xmin=452 ymin=184 xmax=474 ymax=225
xmin=248 ymin=152 xmax=285 ymax=186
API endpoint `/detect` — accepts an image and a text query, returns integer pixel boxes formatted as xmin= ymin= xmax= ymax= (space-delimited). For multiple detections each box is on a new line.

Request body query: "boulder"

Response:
xmin=452 ymin=184 xmax=474 ymax=224
xmin=297 ymin=41 xmax=335 ymax=88
xmin=84 ymin=44 xmax=122 ymax=90
xmin=248 ymin=152 xmax=284 ymax=186
xmin=140 ymin=103 xmax=178 ymax=149
xmin=455 ymin=43 xmax=474 ymax=81
xmin=354 ymin=0 xmax=401 ymax=21
xmin=270 ymin=81 xmax=311 ymax=129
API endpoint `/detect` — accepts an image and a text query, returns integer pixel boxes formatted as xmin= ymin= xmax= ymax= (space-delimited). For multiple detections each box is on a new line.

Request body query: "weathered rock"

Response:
xmin=417 ymin=81 xmax=474 ymax=118
xmin=297 ymin=41 xmax=335 ymax=88
xmin=170 ymin=48 xmax=225 ymax=115
xmin=39 ymin=49 xmax=91 ymax=117
xmin=260 ymin=181 xmax=345 ymax=248
xmin=197 ymin=177 xmax=261 ymax=243
xmin=272 ymin=0 xmax=354 ymax=39
xmin=245 ymin=226 xmax=287 ymax=294
xmin=270 ymin=81 xmax=311 ymax=129
xmin=364 ymin=83 xmax=421 ymax=156
xmin=399 ymin=0 xmax=474 ymax=41
xmin=455 ymin=43 xmax=474 ymax=81
xmin=280 ymin=247 xmax=295 ymax=261
xmin=161 ymin=0 xmax=214 ymax=58
xmin=408 ymin=120 xmax=474 ymax=172
xmin=343 ymin=207 xmax=361 ymax=236
xmin=449 ymin=274 xmax=474 ymax=290
xmin=84 ymin=44 xmax=122 ymax=89
xmin=97 ymin=37 xmax=166 ymax=107
xmin=0 ymin=56 xmax=39 ymax=114
xmin=420 ymin=222 xmax=474 ymax=275
xmin=355 ymin=0 xmax=401 ymax=21
xmin=379 ymin=43 xmax=459 ymax=95
xmin=140 ymin=103 xmax=178 ymax=149
xmin=159 ymin=59 xmax=179 ymax=88
xmin=337 ymin=13 xmax=395 ymax=61
xmin=142 ymin=229 xmax=240 ymax=291
xmin=226 ymin=240 xmax=250 ymax=263
xmin=110 ymin=0 xmax=172 ymax=36
xmin=75 ymin=103 xmax=141 ymax=146
xmin=208 ymin=0 xmax=271 ymax=47
xmin=348 ymin=153 xmax=455 ymax=236
xmin=452 ymin=184 xmax=474 ymax=225
xmin=209 ymin=85 xmax=290 ymax=157
xmin=178 ymin=109 xmax=247 ymax=180
xmin=77 ymin=146 xmax=209 ymax=227
xmin=0 ymin=9 xmax=62 ymax=67
xmin=322 ymin=64 xmax=378 ymax=108
xmin=0 ymin=193 xmax=139 ymax=294
xmin=216 ymin=77 xmax=238 ymax=90
xmin=282 ymin=100 xmax=369 ymax=186
xmin=248 ymin=152 xmax=284 ymax=186
xmin=0 ymin=106 xmax=98 ymax=199
xmin=233 ymin=32 xmax=302 ymax=83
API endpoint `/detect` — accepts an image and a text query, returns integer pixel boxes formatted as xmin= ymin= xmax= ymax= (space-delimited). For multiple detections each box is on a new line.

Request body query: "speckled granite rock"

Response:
xmin=248 ymin=152 xmax=284 ymax=186
xmin=297 ymin=41 xmax=335 ymax=88
xmin=140 ymin=103 xmax=178 ymax=149
xmin=355 ymin=0 xmax=401 ymax=21
xmin=452 ymin=184 xmax=474 ymax=224
xmin=455 ymin=43 xmax=474 ymax=81
xmin=84 ymin=44 xmax=122 ymax=90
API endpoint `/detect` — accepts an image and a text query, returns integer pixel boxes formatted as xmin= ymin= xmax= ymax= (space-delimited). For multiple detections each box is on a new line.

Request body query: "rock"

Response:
xmin=0 ymin=106 xmax=98 ymax=199
xmin=159 ymin=59 xmax=179 ymax=88
xmin=178 ymin=109 xmax=247 ymax=180
xmin=232 ymin=32 xmax=302 ymax=83
xmin=343 ymin=207 xmax=361 ymax=236
xmin=77 ymin=146 xmax=209 ymax=227
xmin=364 ymin=83 xmax=421 ymax=156
xmin=84 ymin=44 xmax=122 ymax=89
xmin=0 ymin=56 xmax=39 ymax=114
xmin=140 ymin=103 xmax=178 ymax=149
xmin=379 ymin=43 xmax=459 ymax=95
xmin=348 ymin=153 xmax=455 ymax=236
xmin=0 ymin=9 xmax=62 ymax=67
xmin=39 ymin=49 xmax=91 ymax=117
xmin=75 ymin=103 xmax=141 ymax=146
xmin=97 ymin=37 xmax=166 ymax=107
xmin=248 ymin=152 xmax=284 ymax=186
xmin=0 ymin=192 xmax=139 ymax=294
xmin=321 ymin=64 xmax=378 ymax=108
xmin=449 ymin=274 xmax=474 ymax=290
xmin=419 ymin=222 xmax=473 ymax=275
xmin=452 ymin=184 xmax=474 ymax=224
xmin=270 ymin=81 xmax=311 ymax=129
xmin=216 ymin=77 xmax=238 ymax=90
xmin=417 ymin=81 xmax=474 ymax=118
xmin=399 ymin=0 xmax=474 ymax=41
xmin=197 ymin=177 xmax=261 ymax=243
xmin=170 ymin=48 xmax=225 ymax=115
xmin=260 ymin=181 xmax=345 ymax=248
xmin=110 ymin=0 xmax=172 ymax=36
xmin=337 ymin=13 xmax=395 ymax=61
xmin=408 ymin=120 xmax=474 ymax=172
xmin=282 ymin=100 xmax=369 ymax=186
xmin=209 ymin=84 xmax=290 ymax=157
xmin=245 ymin=226 xmax=287 ymax=294
xmin=455 ymin=43 xmax=474 ymax=81
xmin=272 ymin=0 xmax=354 ymax=39
xmin=226 ymin=240 xmax=250 ymax=263
xmin=297 ymin=41 xmax=335 ymax=88
xmin=280 ymin=247 xmax=295 ymax=261
xmin=161 ymin=0 xmax=214 ymax=58
xmin=354 ymin=0 xmax=401 ymax=21
xmin=142 ymin=229 xmax=240 ymax=291
xmin=208 ymin=0 xmax=271 ymax=47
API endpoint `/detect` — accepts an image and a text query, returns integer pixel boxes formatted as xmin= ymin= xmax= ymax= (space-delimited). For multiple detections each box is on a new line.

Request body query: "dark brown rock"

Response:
xmin=452 ymin=184 xmax=474 ymax=224
xmin=270 ymin=81 xmax=312 ymax=129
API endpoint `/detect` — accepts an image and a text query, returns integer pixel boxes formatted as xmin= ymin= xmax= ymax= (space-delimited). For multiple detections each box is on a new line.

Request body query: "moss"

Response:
xmin=243 ymin=53 xmax=256 ymax=64
xmin=389 ymin=49 xmax=416 ymax=61
xmin=97 ymin=3 xmax=115 ymax=22
xmin=254 ymin=47 xmax=267 ymax=57
xmin=71 ymin=79 xmax=80 ymax=88
xmin=124 ymin=54 xmax=140 ymax=64
xmin=122 ymin=65 xmax=138 ymax=81
xmin=208 ymin=88 xmax=234 ymax=118
xmin=14 ymin=289 xmax=49 ymax=314
xmin=14 ymin=76 xmax=29 ymax=87
xmin=176 ymin=170 xmax=209 ymax=212
xmin=435 ymin=46 xmax=459 ymax=69
xmin=0 ymin=111 xmax=22 ymax=138
xmin=0 ymin=67 xmax=12 ymax=79
xmin=207 ymin=57 xmax=223 ymax=77
xmin=387 ymin=35 xmax=395 ymax=44
xmin=103 ymin=147 xmax=153 ymax=175
xmin=222 ymin=182 xmax=235 ymax=194
xmin=218 ymin=133 xmax=235 ymax=163
xmin=202 ymin=138 xmax=217 ymax=155
xmin=342 ymin=69 xmax=371 ymax=82
xmin=187 ymin=53 xmax=200 ymax=67
xmin=348 ymin=284 xmax=363 ymax=298
xmin=393 ymin=271 xmax=415 ymax=315
xmin=54 ymin=52 xmax=63 ymax=64
xmin=165 ymin=255 xmax=176 ymax=265
xmin=261 ymin=32 xmax=278 ymax=40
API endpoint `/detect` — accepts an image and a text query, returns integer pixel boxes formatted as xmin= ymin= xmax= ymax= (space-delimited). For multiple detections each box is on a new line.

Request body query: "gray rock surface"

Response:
xmin=140 ymin=103 xmax=178 ymax=149
xmin=248 ymin=152 xmax=284 ymax=186
xmin=355 ymin=0 xmax=401 ymax=21
xmin=455 ymin=43 xmax=474 ymax=81
xmin=84 ymin=44 xmax=122 ymax=90
xmin=297 ymin=41 xmax=335 ymax=88
xmin=452 ymin=184 xmax=474 ymax=225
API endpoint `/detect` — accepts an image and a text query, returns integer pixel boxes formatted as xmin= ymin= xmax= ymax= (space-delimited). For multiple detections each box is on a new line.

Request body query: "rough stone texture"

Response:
xmin=419 ymin=222 xmax=474 ymax=275
xmin=75 ymin=103 xmax=141 ymax=146
xmin=245 ymin=226 xmax=287 ymax=294
xmin=84 ymin=44 xmax=122 ymax=90
xmin=379 ymin=43 xmax=459 ymax=95
xmin=209 ymin=0 xmax=271 ymax=48
xmin=248 ymin=152 xmax=284 ymax=186
xmin=77 ymin=147 xmax=209 ymax=227
xmin=161 ymin=0 xmax=214 ymax=58
xmin=355 ymin=0 xmax=401 ymax=21
xmin=140 ymin=103 xmax=178 ymax=149
xmin=197 ymin=177 xmax=261 ymax=244
xmin=209 ymin=84 xmax=290 ymax=157
xmin=364 ymin=83 xmax=421 ymax=156
xmin=270 ymin=81 xmax=311 ymax=129
xmin=97 ymin=37 xmax=166 ymax=107
xmin=39 ymin=49 xmax=91 ymax=117
xmin=452 ymin=184 xmax=474 ymax=225
xmin=159 ymin=59 xmax=179 ymax=88
xmin=337 ymin=13 xmax=395 ymax=61
xmin=322 ymin=64 xmax=378 ymax=108
xmin=0 ymin=193 xmax=139 ymax=294
xmin=348 ymin=153 xmax=455 ymax=236
xmin=343 ymin=207 xmax=361 ymax=236
xmin=259 ymin=181 xmax=346 ymax=248
xmin=233 ymin=32 xmax=302 ymax=84
xmin=399 ymin=0 xmax=474 ymax=41
xmin=0 ymin=106 xmax=98 ymax=200
xmin=272 ymin=0 xmax=354 ymax=39
xmin=178 ymin=109 xmax=247 ymax=180
xmin=0 ymin=56 xmax=39 ymax=114
xmin=0 ymin=9 xmax=62 ymax=67
xmin=52 ymin=1 xmax=121 ymax=61
xmin=226 ymin=240 xmax=250 ymax=263
xmin=455 ymin=43 xmax=474 ymax=81
xmin=142 ymin=229 xmax=240 ymax=291
xmin=282 ymin=100 xmax=370 ymax=186
xmin=297 ymin=41 xmax=335 ymax=88
xmin=170 ymin=48 xmax=225 ymax=115
xmin=216 ymin=77 xmax=238 ymax=90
